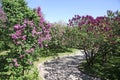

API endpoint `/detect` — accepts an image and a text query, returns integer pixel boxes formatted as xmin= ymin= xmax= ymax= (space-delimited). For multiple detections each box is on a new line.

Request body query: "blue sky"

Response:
xmin=26 ymin=0 xmax=120 ymax=23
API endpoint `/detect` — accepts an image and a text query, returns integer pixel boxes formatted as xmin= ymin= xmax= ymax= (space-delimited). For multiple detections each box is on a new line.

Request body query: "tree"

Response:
xmin=1 ymin=0 xmax=39 ymax=26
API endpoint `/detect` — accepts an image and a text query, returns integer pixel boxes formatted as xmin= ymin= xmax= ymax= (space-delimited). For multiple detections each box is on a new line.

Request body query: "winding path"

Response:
xmin=38 ymin=50 xmax=100 ymax=80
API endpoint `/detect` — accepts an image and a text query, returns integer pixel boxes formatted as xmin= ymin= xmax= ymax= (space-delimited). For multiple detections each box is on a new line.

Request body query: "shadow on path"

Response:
xmin=39 ymin=53 xmax=100 ymax=80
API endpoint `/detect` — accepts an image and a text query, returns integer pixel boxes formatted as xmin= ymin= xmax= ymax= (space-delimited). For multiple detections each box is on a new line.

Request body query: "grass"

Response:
xmin=79 ymin=55 xmax=120 ymax=80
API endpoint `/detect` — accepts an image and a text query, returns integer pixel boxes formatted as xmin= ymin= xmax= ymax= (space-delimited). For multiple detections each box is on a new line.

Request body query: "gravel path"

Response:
xmin=39 ymin=50 xmax=100 ymax=80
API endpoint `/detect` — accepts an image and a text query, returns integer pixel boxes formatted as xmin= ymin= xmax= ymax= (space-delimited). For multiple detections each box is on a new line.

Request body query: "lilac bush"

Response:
xmin=7 ymin=7 xmax=51 ymax=79
xmin=68 ymin=15 xmax=114 ymax=65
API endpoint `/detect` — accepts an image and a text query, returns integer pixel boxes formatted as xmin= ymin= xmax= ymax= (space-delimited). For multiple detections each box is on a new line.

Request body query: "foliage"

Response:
xmin=39 ymin=24 xmax=69 ymax=57
xmin=77 ymin=10 xmax=120 ymax=80
xmin=1 ymin=0 xmax=39 ymax=26
xmin=0 ymin=7 xmax=8 ymax=52
xmin=49 ymin=24 xmax=66 ymax=49
xmin=68 ymin=15 xmax=114 ymax=66
xmin=98 ymin=10 xmax=120 ymax=62
xmin=0 ymin=0 xmax=40 ymax=52
xmin=0 ymin=0 xmax=50 ymax=79
xmin=79 ymin=54 xmax=120 ymax=80
xmin=63 ymin=27 xmax=82 ymax=48
xmin=0 ymin=6 xmax=51 ymax=79
xmin=49 ymin=23 xmax=81 ymax=50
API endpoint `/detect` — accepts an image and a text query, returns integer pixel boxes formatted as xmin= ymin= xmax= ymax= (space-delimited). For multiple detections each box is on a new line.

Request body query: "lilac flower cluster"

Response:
xmin=25 ymin=48 xmax=35 ymax=54
xmin=68 ymin=15 xmax=113 ymax=38
xmin=12 ymin=58 xmax=19 ymax=67
xmin=35 ymin=7 xmax=51 ymax=48
xmin=10 ymin=24 xmax=27 ymax=45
